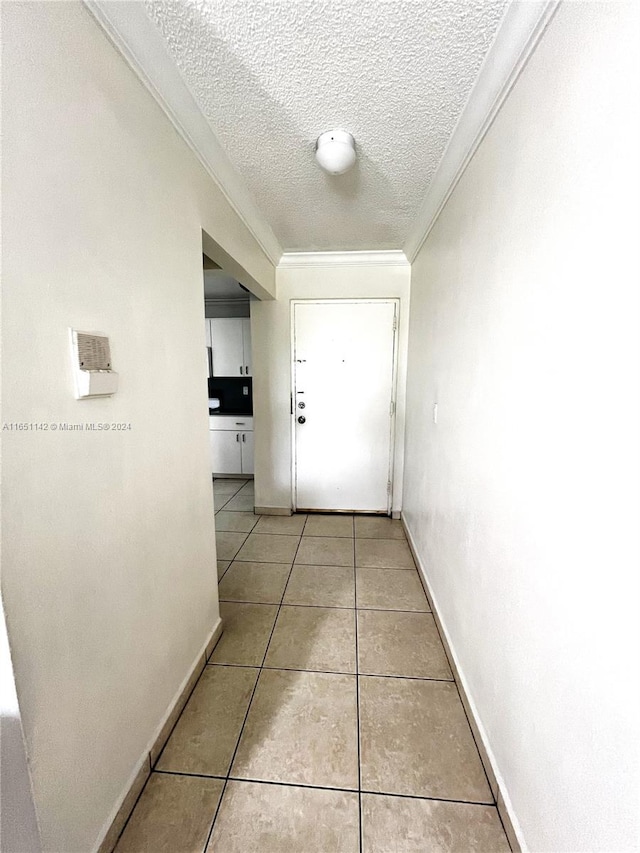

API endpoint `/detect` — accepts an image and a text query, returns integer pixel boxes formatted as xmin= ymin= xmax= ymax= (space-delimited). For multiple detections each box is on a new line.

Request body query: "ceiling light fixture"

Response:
xmin=315 ymin=130 xmax=356 ymax=175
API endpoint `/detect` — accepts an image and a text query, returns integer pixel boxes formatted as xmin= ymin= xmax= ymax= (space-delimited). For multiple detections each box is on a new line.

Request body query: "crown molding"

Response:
xmin=403 ymin=0 xmax=560 ymax=263
xmin=279 ymin=250 xmax=410 ymax=269
xmin=83 ymin=0 xmax=283 ymax=266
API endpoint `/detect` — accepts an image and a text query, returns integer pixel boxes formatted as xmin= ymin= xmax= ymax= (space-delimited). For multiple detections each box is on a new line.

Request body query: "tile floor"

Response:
xmin=114 ymin=478 xmax=511 ymax=852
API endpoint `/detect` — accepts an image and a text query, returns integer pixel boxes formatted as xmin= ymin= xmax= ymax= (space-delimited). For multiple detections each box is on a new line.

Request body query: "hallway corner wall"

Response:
xmin=251 ymin=260 xmax=411 ymax=515
xmin=0 ymin=3 xmax=274 ymax=851
xmin=402 ymin=3 xmax=640 ymax=851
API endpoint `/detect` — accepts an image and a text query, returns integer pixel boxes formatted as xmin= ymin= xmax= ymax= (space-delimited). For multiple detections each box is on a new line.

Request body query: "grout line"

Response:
xmin=301 ymin=535 xmax=355 ymax=539
xmin=452 ymin=678 xmax=498 ymax=806
xmin=218 ymin=597 xmax=430 ymax=615
xmin=267 ymin=602 xmax=356 ymax=611
xmin=217 ymin=566 xmax=230 ymax=583
xmin=226 ymin=560 xmax=355 ymax=568
xmin=495 ymin=796 xmax=515 ymax=852
xmin=212 ymin=481 xmax=245 ymax=511
xmin=359 ymin=788 xmax=495 ymax=807
xmin=199 ymin=668 xmax=262 ymax=852
xmin=203 ymin=545 xmax=300 ymax=852
xmin=353 ymin=529 xmax=363 ymax=853
xmin=107 ymin=757 xmax=152 ymax=851
xmin=215 ymin=517 xmax=261 ymax=535
xmin=245 ymin=560 xmax=415 ymax=572
xmin=403 ymin=542 xmax=499 ymax=810
xmin=234 ymin=531 xmax=304 ymax=537
xmin=155 ymin=769 xmax=227 ymax=781
xmin=151 ymin=660 xmax=209 ymax=772
xmin=206 ymin=661 xmax=455 ymax=684
xmin=156 ymin=768 xmax=496 ymax=808
xmin=202 ymin=480 xmax=260 ymax=853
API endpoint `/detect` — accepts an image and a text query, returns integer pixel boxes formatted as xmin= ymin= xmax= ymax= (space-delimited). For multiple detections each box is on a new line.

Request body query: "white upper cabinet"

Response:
xmin=209 ymin=317 xmax=252 ymax=376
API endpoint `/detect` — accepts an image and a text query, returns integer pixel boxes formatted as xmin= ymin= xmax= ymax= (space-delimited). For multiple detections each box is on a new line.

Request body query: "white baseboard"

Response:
xmin=94 ymin=616 xmax=223 ymax=852
xmin=254 ymin=506 xmax=292 ymax=516
xmin=402 ymin=515 xmax=524 ymax=852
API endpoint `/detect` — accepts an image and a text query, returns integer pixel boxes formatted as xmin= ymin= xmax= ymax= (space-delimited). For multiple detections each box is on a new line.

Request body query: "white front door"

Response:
xmin=292 ymin=299 xmax=398 ymax=513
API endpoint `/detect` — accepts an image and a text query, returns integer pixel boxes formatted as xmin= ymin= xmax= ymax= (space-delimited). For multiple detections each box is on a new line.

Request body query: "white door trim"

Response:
xmin=290 ymin=298 xmax=400 ymax=514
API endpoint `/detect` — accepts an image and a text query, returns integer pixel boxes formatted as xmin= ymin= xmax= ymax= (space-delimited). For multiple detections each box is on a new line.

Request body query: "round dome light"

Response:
xmin=315 ymin=130 xmax=356 ymax=175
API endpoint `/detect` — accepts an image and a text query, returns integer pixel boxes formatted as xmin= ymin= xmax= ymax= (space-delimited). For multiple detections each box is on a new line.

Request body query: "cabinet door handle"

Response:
xmin=240 ymin=365 xmax=244 ymax=375
xmin=242 ymin=433 xmax=246 ymax=442
xmin=246 ymin=365 xmax=249 ymax=374
xmin=236 ymin=433 xmax=239 ymax=442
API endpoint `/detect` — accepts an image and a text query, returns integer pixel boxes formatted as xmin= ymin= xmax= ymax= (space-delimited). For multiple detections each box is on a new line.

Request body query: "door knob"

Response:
xmin=297 ymin=416 xmax=306 ymax=424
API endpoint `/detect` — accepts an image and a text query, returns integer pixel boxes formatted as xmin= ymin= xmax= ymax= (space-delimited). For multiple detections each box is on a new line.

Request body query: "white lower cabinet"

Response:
xmin=209 ymin=416 xmax=254 ymax=475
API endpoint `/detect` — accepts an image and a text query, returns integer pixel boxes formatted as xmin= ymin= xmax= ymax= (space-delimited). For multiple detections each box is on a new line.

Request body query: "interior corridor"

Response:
xmin=113 ymin=479 xmax=510 ymax=851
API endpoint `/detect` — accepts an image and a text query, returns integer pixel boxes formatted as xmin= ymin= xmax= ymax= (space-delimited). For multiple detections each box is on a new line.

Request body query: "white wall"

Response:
xmin=403 ymin=4 xmax=639 ymax=851
xmin=1 ymin=598 xmax=42 ymax=853
xmin=0 ymin=3 xmax=274 ymax=851
xmin=252 ymin=260 xmax=410 ymax=514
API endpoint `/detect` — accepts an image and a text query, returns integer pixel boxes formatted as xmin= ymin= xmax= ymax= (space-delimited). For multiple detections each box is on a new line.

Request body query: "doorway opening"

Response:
xmin=200 ymin=229 xmax=273 ymax=587
xmin=203 ymin=253 xmax=257 ymax=483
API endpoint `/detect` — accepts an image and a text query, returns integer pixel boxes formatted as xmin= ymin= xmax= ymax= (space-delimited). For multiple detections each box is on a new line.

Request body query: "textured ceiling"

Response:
xmin=145 ymin=0 xmax=509 ymax=252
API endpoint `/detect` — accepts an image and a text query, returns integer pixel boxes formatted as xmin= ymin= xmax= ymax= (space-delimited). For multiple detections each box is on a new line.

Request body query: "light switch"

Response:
xmin=433 ymin=403 xmax=438 ymax=424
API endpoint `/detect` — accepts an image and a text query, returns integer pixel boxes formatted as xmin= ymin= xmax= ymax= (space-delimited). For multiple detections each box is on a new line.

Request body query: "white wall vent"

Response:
xmin=69 ymin=329 xmax=118 ymax=398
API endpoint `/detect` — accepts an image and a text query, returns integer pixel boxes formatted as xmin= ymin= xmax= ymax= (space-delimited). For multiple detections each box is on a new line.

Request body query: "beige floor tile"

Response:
xmin=222 ymin=493 xmax=255 ymax=512
xmin=235 ymin=533 xmax=300 ymax=563
xmin=264 ymin=606 xmax=356 ymax=673
xmin=253 ymin=514 xmax=307 ymax=535
xmin=208 ymin=781 xmax=359 ymax=853
xmin=283 ymin=564 xmax=355 ymax=608
xmin=356 ymin=538 xmax=415 ymax=569
xmin=356 ymin=568 xmax=430 ymax=611
xmin=303 ymin=514 xmax=354 ymax=538
xmin=114 ymin=773 xmax=223 ymax=853
xmin=361 ymin=794 xmax=510 ymax=852
xmin=218 ymin=562 xmax=291 ymax=604
xmin=295 ymin=536 xmax=354 ymax=567
xmin=357 ymin=611 xmax=452 ymax=679
xmin=216 ymin=531 xmax=249 ymax=561
xmin=157 ymin=666 xmax=258 ymax=776
xmin=355 ymin=516 xmax=406 ymax=540
xmin=210 ymin=602 xmax=279 ymax=666
xmin=213 ymin=479 xmax=245 ymax=496
xmin=359 ymin=677 xmax=492 ymax=802
xmin=215 ymin=511 xmax=259 ymax=533
xmin=217 ymin=560 xmax=231 ymax=580
xmin=231 ymin=669 xmax=359 ymax=789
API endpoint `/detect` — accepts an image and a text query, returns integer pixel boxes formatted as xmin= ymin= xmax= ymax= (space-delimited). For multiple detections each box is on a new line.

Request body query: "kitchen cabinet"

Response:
xmin=209 ymin=416 xmax=254 ymax=475
xmin=208 ymin=318 xmax=252 ymax=377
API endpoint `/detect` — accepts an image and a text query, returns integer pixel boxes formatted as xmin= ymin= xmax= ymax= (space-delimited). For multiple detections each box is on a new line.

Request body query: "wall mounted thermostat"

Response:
xmin=69 ymin=329 xmax=118 ymax=399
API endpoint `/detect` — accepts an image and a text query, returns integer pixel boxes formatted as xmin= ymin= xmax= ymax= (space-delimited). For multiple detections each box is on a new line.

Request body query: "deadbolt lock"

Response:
xmin=297 ymin=416 xmax=306 ymax=424
xmin=298 ymin=402 xmax=305 ymax=409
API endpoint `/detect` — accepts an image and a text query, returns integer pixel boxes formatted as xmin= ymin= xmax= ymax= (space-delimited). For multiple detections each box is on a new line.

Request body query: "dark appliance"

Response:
xmin=208 ymin=377 xmax=252 ymax=415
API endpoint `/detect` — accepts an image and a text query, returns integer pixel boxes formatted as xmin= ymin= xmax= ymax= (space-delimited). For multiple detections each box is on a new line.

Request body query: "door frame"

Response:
xmin=290 ymin=298 xmax=400 ymax=515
